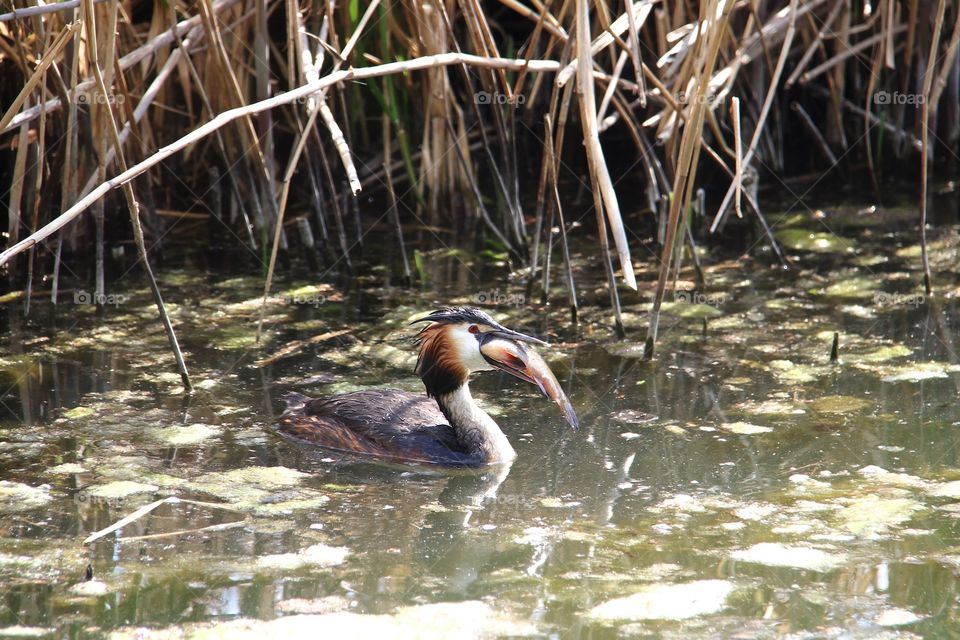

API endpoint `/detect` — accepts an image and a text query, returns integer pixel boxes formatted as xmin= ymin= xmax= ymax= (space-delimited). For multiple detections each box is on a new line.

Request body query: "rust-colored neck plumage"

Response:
xmin=414 ymin=324 xmax=515 ymax=463
xmin=414 ymin=324 xmax=468 ymax=398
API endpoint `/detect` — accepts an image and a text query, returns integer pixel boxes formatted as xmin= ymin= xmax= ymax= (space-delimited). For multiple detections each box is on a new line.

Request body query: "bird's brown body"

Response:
xmin=277 ymin=308 xmax=578 ymax=467
xmin=280 ymin=389 xmax=482 ymax=466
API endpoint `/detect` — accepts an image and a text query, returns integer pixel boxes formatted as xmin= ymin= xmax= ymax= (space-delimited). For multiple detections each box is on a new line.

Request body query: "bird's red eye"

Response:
xmin=468 ymin=325 xmax=479 ymax=334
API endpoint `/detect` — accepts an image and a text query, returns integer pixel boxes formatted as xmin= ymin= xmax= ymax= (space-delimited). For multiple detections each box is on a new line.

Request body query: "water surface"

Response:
xmin=1 ymin=208 xmax=959 ymax=638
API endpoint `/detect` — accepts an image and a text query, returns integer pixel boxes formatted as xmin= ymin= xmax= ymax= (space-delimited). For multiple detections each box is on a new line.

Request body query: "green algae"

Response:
xmin=836 ymin=495 xmax=925 ymax=538
xmin=148 ymin=424 xmax=221 ymax=446
xmin=721 ymin=422 xmax=773 ymax=435
xmin=587 ymin=580 xmax=736 ymax=622
xmin=85 ymin=481 xmax=159 ymax=499
xmin=256 ymin=543 xmax=349 ymax=570
xmin=776 ymin=229 xmax=850 ymax=253
xmin=107 ymin=601 xmax=535 ymax=640
xmin=730 ymin=543 xmax=847 ymax=572
xmin=0 ymin=481 xmax=52 ymax=513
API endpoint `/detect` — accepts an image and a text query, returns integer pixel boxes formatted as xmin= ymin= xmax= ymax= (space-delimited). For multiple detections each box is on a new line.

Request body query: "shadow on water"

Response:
xmin=1 ymin=196 xmax=960 ymax=637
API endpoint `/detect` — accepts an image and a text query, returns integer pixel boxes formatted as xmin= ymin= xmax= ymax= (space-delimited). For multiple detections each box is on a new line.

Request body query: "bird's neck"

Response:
xmin=434 ymin=383 xmax=516 ymax=464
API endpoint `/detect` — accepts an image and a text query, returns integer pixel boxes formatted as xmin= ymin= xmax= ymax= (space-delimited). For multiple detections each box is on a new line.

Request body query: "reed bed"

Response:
xmin=1 ymin=0 xmax=958 ymax=370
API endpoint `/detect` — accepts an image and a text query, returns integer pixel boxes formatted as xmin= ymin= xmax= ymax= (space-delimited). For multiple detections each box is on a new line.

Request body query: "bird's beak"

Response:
xmin=485 ymin=326 xmax=549 ymax=346
xmin=479 ymin=336 xmax=579 ymax=430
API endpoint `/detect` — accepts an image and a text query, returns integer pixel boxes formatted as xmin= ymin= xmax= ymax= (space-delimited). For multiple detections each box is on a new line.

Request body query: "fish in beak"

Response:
xmin=479 ymin=333 xmax=579 ymax=430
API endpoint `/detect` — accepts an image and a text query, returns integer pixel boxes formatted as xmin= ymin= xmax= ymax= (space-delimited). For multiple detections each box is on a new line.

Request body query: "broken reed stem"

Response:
xmin=82 ymin=496 xmax=246 ymax=545
xmin=918 ymin=0 xmax=946 ymax=297
xmin=0 ymin=21 xmax=80 ymax=134
xmin=4 ymin=0 xmax=243 ymax=135
xmin=646 ymin=0 xmax=731 ymax=359
xmin=255 ymin=100 xmax=324 ymax=345
xmin=82 ymin=0 xmax=192 ymax=392
xmin=543 ymin=114 xmax=579 ymax=323
xmin=730 ymin=97 xmax=743 ymax=220
xmin=574 ymin=0 xmax=637 ymax=291
xmin=790 ymin=101 xmax=838 ymax=165
xmin=0 ymin=53 xmax=561 ymax=268
xmin=444 ymin=119 xmax=517 ymax=253
xmin=711 ymin=0 xmax=799 ymax=234
xmin=384 ymin=158 xmax=411 ymax=283
xmin=0 ymin=0 xmax=106 ymax=21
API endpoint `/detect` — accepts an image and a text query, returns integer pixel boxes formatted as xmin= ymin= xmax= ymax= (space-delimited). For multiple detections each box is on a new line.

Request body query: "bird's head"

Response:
xmin=412 ymin=307 xmax=578 ymax=429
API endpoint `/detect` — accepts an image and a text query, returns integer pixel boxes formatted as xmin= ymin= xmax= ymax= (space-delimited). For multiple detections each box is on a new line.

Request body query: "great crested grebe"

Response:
xmin=278 ymin=307 xmax=578 ymax=467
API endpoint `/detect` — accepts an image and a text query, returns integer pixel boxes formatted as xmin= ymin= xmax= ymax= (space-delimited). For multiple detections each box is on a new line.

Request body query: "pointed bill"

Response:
xmin=479 ymin=337 xmax=579 ymax=430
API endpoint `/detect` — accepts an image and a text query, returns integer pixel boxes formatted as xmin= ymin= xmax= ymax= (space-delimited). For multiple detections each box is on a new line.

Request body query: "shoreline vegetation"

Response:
xmin=1 ymin=0 xmax=958 ymax=386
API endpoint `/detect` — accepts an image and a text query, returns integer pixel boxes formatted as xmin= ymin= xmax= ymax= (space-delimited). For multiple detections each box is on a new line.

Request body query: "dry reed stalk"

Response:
xmin=623 ymin=0 xmax=644 ymax=104
xmin=730 ymin=96 xmax=743 ymax=220
xmin=51 ymin=11 xmax=82 ymax=304
xmin=790 ymin=101 xmax=837 ymax=165
xmin=0 ymin=0 xmax=107 ymax=22
xmin=197 ymin=0 xmax=278 ymax=240
xmin=497 ymin=0 xmax=567 ymax=39
xmin=645 ymin=0 xmax=731 ymax=359
xmin=0 ymin=21 xmax=80 ymax=133
xmin=710 ymin=0 xmax=798 ymax=234
xmin=929 ymin=5 xmax=960 ymax=109
xmin=4 ymin=0 xmax=243 ymax=134
xmin=798 ymin=27 xmax=905 ymax=85
xmin=0 ymin=50 xmax=560 ymax=265
xmin=784 ymin=0 xmax=844 ymax=88
xmin=558 ymin=0 xmax=652 ymax=86
xmin=255 ymin=0 xmax=386 ymax=344
xmin=443 ymin=119 xmax=517 ymax=252
xmin=82 ymin=0 xmax=192 ymax=391
xmin=919 ymin=0 xmax=947 ymax=297
xmin=384 ymin=157 xmax=412 ymax=283
xmin=451 ymin=0 xmax=525 ymax=244
xmin=543 ymin=114 xmax=579 ymax=323
xmin=575 ymin=0 xmax=636 ymax=291
xmin=170 ymin=26 xmax=259 ymax=250
xmin=7 ymin=110 xmax=30 ymax=257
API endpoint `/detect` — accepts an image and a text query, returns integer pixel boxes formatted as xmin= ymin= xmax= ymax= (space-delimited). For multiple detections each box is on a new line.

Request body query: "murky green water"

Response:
xmin=1 ymin=207 xmax=960 ymax=638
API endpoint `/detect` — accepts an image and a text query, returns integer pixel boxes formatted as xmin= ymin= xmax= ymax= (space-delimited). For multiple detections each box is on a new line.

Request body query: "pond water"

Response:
xmin=1 ymin=203 xmax=959 ymax=638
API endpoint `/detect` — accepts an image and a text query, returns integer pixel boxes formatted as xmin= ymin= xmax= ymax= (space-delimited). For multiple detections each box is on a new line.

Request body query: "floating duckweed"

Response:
xmin=927 ymin=481 xmax=960 ymax=499
xmin=875 ymin=608 xmax=923 ymax=626
xmin=86 ymin=481 xmax=158 ymax=499
xmin=808 ymin=395 xmax=872 ymax=414
xmin=0 ymin=625 xmax=57 ymax=637
xmin=822 ymin=277 xmax=881 ymax=299
xmin=858 ymin=466 xmax=929 ymax=490
xmin=731 ymin=543 xmax=847 ymax=571
xmin=182 ymin=466 xmax=329 ymax=515
xmin=767 ymin=359 xmax=820 ymax=384
xmin=69 ymin=580 xmax=111 ymax=597
xmin=0 ymin=481 xmax=52 ymax=513
xmin=851 ymin=345 xmax=914 ymax=363
xmin=737 ymin=399 xmax=806 ymax=416
xmin=881 ymin=364 xmax=953 ymax=383
xmin=63 ymin=406 xmax=96 ymax=420
xmin=46 ymin=463 xmax=88 ymax=475
xmin=256 ymin=543 xmax=349 ymax=570
xmin=776 ymin=229 xmax=849 ymax=253
xmin=586 ymin=580 xmax=735 ymax=622
xmin=275 ymin=596 xmax=352 ymax=615
xmin=837 ymin=495 xmax=924 ymax=538
xmin=656 ymin=301 xmax=723 ymax=319
xmin=148 ymin=424 xmax=221 ymax=446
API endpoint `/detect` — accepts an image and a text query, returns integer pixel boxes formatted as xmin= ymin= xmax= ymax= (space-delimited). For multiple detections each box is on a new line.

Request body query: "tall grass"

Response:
xmin=1 ymin=0 xmax=957 ymax=368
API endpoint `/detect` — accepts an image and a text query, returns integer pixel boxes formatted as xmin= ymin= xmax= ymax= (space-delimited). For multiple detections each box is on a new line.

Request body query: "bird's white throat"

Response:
xmin=435 ymin=383 xmax=516 ymax=463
